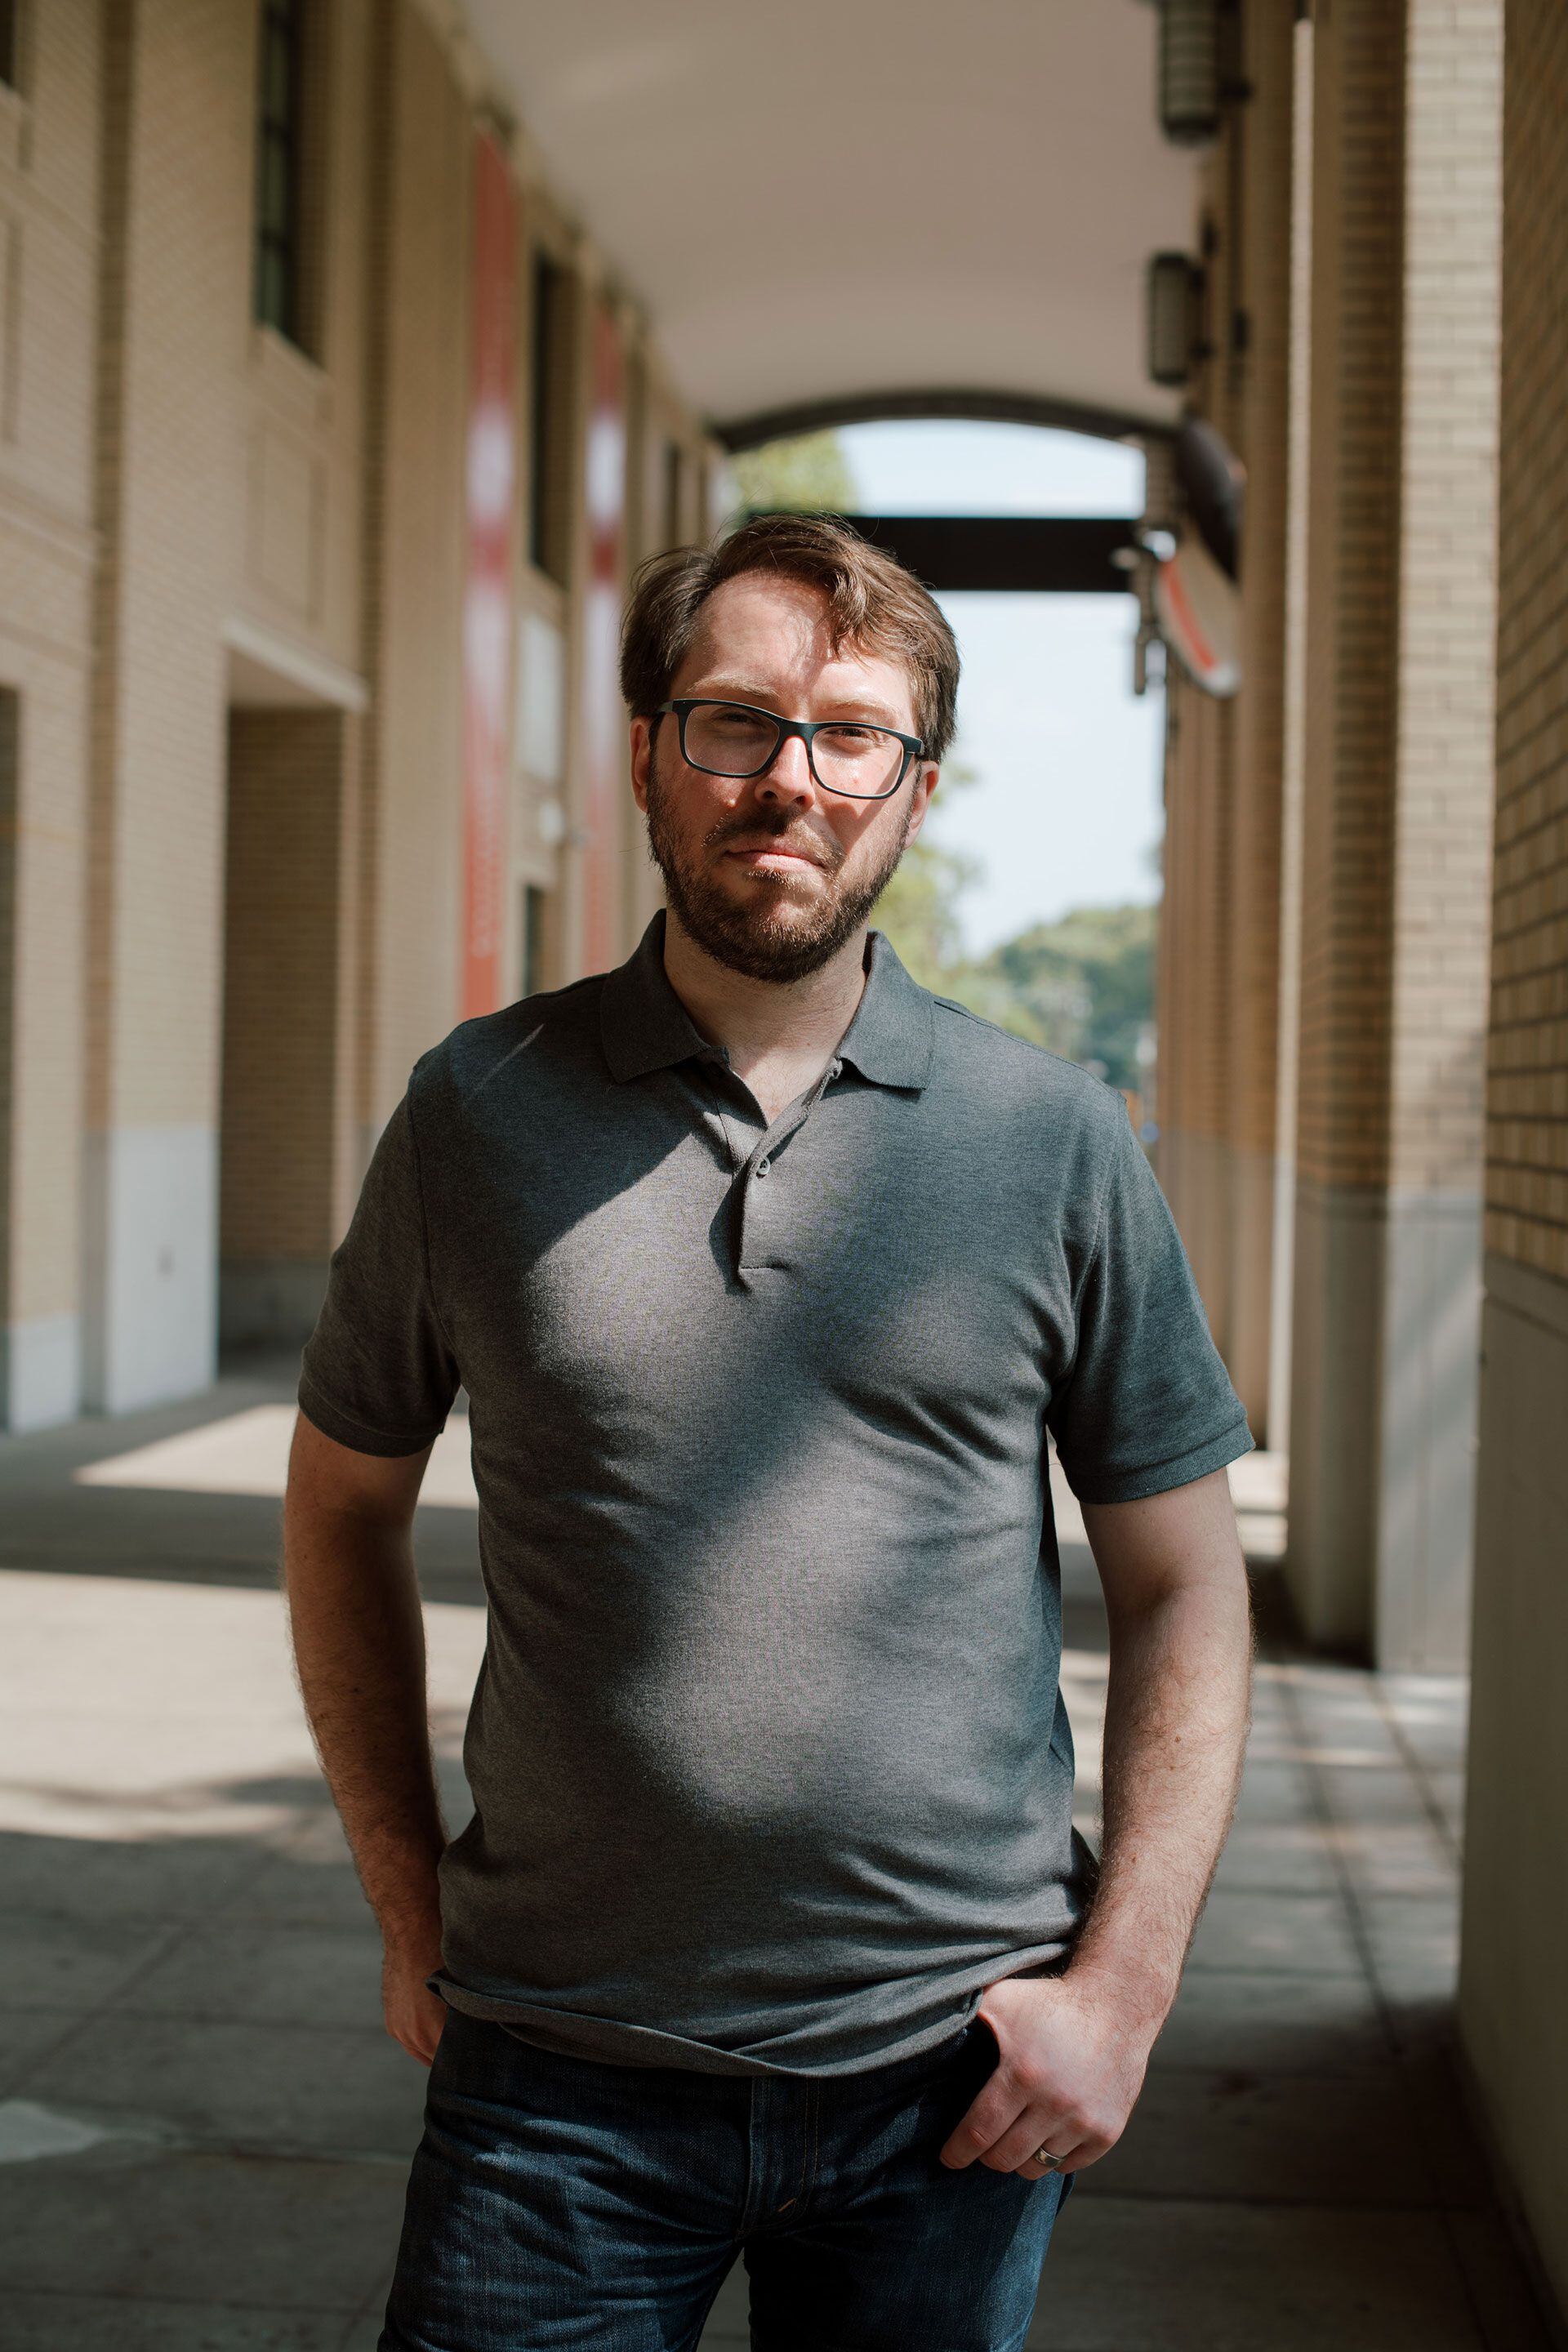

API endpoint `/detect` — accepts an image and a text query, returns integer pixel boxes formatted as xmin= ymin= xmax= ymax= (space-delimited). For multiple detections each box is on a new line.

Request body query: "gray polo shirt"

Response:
xmin=298 ymin=909 xmax=1252 ymax=2078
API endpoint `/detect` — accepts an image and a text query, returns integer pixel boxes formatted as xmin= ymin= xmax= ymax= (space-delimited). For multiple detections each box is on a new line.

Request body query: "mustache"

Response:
xmin=705 ymin=813 xmax=840 ymax=871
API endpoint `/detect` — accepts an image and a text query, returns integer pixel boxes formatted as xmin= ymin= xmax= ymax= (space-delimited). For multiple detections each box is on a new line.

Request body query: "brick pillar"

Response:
xmin=1285 ymin=0 xmax=1502 ymax=1666
xmin=1459 ymin=2 xmax=1568 ymax=2316
xmin=1156 ymin=145 xmax=1238 ymax=1349
xmin=1223 ymin=3 xmax=1296 ymax=1440
xmin=1157 ymin=677 xmax=1234 ymax=1355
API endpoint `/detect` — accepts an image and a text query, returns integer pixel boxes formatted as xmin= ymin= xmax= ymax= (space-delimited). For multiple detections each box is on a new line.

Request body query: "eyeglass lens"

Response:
xmin=683 ymin=702 xmax=905 ymax=799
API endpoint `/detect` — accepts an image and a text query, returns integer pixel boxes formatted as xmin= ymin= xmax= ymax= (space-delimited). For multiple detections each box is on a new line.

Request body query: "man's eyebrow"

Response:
xmin=687 ymin=679 xmax=909 ymax=728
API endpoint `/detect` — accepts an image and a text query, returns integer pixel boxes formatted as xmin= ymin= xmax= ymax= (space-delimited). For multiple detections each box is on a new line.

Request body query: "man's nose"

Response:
xmin=751 ymin=733 xmax=817 ymax=804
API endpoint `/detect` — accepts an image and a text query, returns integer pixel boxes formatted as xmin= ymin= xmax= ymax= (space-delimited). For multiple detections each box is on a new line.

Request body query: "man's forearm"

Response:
xmin=282 ymin=1499 xmax=448 ymax=1944
xmin=1067 ymin=1573 xmax=1253 ymax=2035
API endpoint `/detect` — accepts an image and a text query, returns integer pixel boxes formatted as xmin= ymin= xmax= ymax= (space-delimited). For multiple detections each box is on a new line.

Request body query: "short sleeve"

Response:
xmin=1047 ymin=1102 xmax=1254 ymax=1504
xmin=297 ymin=1089 xmax=461 ymax=1457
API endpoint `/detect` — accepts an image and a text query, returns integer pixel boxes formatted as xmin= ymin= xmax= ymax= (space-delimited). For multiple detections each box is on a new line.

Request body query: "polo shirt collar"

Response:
xmin=600 ymin=911 xmax=935 ymax=1093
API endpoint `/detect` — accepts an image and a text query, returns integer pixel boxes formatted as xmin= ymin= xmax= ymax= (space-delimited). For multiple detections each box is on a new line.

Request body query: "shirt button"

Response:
xmin=755 ymin=1157 xmax=770 ymax=1179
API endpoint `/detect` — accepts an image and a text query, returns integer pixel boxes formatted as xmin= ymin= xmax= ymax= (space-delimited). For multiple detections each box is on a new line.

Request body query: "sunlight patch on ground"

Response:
xmin=0 ymin=2101 xmax=124 ymax=2164
xmin=0 ymin=1570 xmax=487 ymax=1844
xmin=74 ymin=1403 xmax=479 ymax=1509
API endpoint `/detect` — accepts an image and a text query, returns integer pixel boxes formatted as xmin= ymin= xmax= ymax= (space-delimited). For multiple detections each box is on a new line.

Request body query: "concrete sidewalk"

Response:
xmin=0 ymin=1365 xmax=1552 ymax=2350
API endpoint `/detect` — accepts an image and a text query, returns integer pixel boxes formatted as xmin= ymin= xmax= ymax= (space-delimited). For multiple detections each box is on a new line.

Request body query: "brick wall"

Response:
xmin=1387 ymin=0 xmax=1502 ymax=1202
xmin=1486 ymin=0 xmax=1568 ymax=1281
xmin=1294 ymin=0 xmax=1406 ymax=1194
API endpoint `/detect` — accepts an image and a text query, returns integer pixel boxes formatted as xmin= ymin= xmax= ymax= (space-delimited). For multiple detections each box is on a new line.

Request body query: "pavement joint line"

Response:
xmin=1371 ymin=1676 xmax=1468 ymax=1869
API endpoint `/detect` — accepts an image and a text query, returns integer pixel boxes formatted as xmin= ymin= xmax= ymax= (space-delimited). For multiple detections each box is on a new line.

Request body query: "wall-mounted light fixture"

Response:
xmin=1158 ymin=0 xmax=1222 ymax=144
xmin=1147 ymin=252 xmax=1205 ymax=387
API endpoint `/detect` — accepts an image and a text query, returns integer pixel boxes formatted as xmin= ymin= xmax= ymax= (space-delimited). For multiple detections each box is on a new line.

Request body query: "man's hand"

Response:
xmin=383 ymin=1913 xmax=449 ymax=2067
xmin=939 ymin=1971 xmax=1156 ymax=2178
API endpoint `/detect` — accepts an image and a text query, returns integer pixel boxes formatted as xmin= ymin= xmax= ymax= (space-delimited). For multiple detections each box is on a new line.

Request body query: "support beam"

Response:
xmin=751 ymin=514 xmax=1139 ymax=595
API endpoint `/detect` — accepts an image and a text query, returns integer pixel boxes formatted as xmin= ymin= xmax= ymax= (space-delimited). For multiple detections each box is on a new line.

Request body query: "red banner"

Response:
xmin=581 ymin=303 xmax=626 ymax=974
xmin=460 ymin=131 xmax=517 ymax=1019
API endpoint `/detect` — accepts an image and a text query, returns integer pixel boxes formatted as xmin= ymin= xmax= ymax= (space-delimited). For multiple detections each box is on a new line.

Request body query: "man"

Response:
xmin=284 ymin=513 xmax=1254 ymax=2351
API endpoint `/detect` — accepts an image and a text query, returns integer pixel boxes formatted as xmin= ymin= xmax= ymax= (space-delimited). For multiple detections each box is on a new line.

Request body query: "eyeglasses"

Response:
xmin=651 ymin=699 xmax=925 ymax=802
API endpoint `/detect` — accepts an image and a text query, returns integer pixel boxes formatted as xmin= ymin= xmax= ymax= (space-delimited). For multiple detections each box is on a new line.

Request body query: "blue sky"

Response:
xmin=835 ymin=421 xmax=1164 ymax=956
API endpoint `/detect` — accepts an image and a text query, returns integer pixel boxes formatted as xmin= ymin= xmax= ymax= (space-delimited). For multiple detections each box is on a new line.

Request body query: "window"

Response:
xmin=254 ymin=0 xmax=305 ymax=344
xmin=529 ymin=252 xmax=575 ymax=586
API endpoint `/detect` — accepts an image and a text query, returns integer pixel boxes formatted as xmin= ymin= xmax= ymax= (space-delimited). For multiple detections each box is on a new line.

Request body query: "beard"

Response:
xmin=642 ymin=761 xmax=915 ymax=984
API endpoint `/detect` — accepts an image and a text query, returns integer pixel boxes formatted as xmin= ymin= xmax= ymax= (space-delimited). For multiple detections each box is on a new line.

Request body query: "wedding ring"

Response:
xmin=1033 ymin=2146 xmax=1067 ymax=2170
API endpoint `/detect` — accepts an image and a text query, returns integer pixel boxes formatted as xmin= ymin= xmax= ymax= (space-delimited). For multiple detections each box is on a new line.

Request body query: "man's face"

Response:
xmin=630 ymin=572 xmax=938 ymax=983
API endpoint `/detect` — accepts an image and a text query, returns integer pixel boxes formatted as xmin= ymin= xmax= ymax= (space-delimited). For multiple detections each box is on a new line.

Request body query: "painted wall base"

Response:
xmin=82 ymin=1124 xmax=218 ymax=1415
xmin=0 ymin=1312 xmax=82 ymax=1432
xmin=1459 ymin=1252 xmax=1568 ymax=2330
xmin=1286 ymin=1176 xmax=1481 ymax=1668
xmin=1373 ymin=1188 xmax=1483 ymax=1669
xmin=219 ymin=1259 xmax=329 ymax=1352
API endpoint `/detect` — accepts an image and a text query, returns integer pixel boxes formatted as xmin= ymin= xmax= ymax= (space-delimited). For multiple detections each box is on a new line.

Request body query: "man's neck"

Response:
xmin=662 ymin=910 xmax=870 ymax=1123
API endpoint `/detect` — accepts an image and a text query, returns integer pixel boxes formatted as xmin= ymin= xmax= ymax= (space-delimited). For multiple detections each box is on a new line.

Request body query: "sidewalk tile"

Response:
xmin=0 ymin=2007 xmax=93 ymax=2095
xmin=1152 ymin=1969 xmax=1392 ymax=2074
xmin=0 ymin=2146 xmax=406 ymax=2309
xmin=110 ymin=1922 xmax=385 ymax=2029
xmin=1212 ymin=1820 xmax=1341 ymax=1896
xmin=1187 ymin=1889 xmax=1364 ymax=1977
xmin=0 ymin=2294 xmax=356 ymax=2350
xmin=25 ymin=2016 xmax=425 ymax=2162
xmin=1027 ymin=2198 xmax=1487 ymax=2350
xmin=1091 ymin=2064 xmax=1481 ymax=2209
xmin=0 ymin=1831 xmax=272 ymax=1923
xmin=0 ymin=1910 xmax=176 ymax=2011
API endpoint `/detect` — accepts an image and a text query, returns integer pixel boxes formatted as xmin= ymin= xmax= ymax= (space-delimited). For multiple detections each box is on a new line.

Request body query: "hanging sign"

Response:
xmin=1155 ymin=534 xmax=1242 ymax=698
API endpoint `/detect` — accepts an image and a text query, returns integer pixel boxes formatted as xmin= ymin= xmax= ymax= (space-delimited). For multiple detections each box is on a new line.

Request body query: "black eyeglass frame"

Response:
xmin=649 ymin=698 xmax=926 ymax=802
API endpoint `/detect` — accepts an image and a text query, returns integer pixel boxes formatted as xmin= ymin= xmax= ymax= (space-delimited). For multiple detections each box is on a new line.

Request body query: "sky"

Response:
xmin=834 ymin=420 xmax=1164 ymax=957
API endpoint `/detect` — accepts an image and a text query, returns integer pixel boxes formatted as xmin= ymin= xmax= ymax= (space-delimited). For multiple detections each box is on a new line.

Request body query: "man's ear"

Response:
xmin=629 ymin=715 xmax=653 ymax=810
xmin=902 ymin=762 xmax=939 ymax=847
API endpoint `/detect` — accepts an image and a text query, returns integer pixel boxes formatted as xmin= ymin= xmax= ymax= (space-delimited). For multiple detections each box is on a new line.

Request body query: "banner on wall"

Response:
xmin=581 ymin=303 xmax=627 ymax=977
xmin=460 ymin=131 xmax=517 ymax=1019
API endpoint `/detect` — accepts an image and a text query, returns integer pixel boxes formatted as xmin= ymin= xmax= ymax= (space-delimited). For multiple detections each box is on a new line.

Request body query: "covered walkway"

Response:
xmin=0 ymin=1375 xmax=1550 ymax=2350
xmin=3 ymin=0 xmax=1568 ymax=2336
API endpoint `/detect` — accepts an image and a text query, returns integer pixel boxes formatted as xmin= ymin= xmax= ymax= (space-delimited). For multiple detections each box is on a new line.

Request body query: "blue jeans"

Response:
xmin=379 ymin=2007 xmax=1076 ymax=2351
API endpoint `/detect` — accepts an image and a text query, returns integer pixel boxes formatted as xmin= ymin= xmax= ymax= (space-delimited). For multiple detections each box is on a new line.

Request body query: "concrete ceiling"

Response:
xmin=461 ymin=0 xmax=1200 ymax=442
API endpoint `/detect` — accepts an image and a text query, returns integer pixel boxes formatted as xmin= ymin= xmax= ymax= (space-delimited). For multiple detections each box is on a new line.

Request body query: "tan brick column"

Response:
xmin=1285 ymin=0 xmax=1502 ymax=1666
xmin=1223 ymin=2 xmax=1296 ymax=1439
xmin=1156 ymin=668 xmax=1235 ymax=1352
xmin=1459 ymin=0 xmax=1568 ymax=2316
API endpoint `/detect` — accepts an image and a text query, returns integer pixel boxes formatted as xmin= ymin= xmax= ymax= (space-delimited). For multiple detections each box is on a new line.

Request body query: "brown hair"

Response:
xmin=619 ymin=511 xmax=960 ymax=762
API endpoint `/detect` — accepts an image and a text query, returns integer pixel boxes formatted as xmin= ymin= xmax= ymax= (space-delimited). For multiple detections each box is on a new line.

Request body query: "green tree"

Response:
xmin=728 ymin=430 xmax=857 ymax=514
xmin=874 ymin=825 xmax=1157 ymax=1093
xmin=980 ymin=904 xmax=1156 ymax=1091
